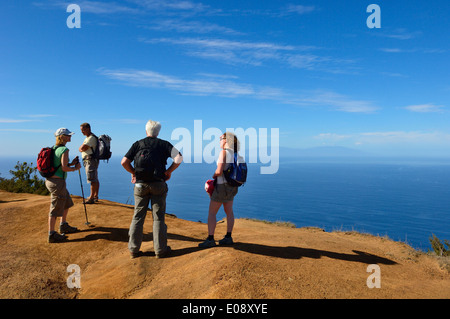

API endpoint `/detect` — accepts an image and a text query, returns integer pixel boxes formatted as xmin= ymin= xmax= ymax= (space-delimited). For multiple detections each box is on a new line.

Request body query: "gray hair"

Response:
xmin=145 ymin=120 xmax=161 ymax=137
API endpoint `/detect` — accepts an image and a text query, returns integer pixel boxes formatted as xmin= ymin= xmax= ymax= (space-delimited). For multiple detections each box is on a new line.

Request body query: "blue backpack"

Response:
xmin=223 ymin=152 xmax=247 ymax=187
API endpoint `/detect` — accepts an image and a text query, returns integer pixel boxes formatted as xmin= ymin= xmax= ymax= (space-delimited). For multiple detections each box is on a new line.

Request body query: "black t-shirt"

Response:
xmin=124 ymin=137 xmax=180 ymax=183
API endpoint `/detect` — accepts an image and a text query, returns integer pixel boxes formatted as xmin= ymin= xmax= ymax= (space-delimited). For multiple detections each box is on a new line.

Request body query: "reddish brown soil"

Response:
xmin=0 ymin=190 xmax=448 ymax=299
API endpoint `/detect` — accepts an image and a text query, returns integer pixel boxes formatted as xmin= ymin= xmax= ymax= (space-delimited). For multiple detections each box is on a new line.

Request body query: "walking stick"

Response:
xmin=75 ymin=157 xmax=91 ymax=226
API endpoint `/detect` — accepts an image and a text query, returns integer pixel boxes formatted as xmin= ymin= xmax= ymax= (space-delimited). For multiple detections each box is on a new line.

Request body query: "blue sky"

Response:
xmin=1 ymin=0 xmax=449 ymax=158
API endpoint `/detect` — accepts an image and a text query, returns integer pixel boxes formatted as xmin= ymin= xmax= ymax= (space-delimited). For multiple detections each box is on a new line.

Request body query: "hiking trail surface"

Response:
xmin=0 ymin=190 xmax=448 ymax=299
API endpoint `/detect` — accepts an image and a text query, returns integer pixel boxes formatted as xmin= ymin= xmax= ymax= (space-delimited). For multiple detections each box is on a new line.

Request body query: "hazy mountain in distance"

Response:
xmin=279 ymin=146 xmax=369 ymax=157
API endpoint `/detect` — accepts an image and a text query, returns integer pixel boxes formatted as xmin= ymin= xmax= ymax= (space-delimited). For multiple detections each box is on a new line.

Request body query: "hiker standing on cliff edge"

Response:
xmin=45 ymin=128 xmax=81 ymax=243
xmin=121 ymin=120 xmax=183 ymax=259
xmin=79 ymin=122 xmax=100 ymax=204
xmin=199 ymin=132 xmax=242 ymax=248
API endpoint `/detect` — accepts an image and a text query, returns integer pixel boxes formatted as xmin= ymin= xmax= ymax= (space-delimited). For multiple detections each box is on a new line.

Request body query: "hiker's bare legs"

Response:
xmin=223 ymin=200 xmax=234 ymax=233
xmin=207 ymin=200 xmax=222 ymax=236
xmin=89 ymin=181 xmax=99 ymax=200
xmin=48 ymin=208 xmax=68 ymax=232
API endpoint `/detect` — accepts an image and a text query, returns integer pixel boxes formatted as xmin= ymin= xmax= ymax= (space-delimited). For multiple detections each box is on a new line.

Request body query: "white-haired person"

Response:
xmin=121 ymin=120 xmax=183 ymax=259
xmin=199 ymin=132 xmax=241 ymax=248
xmin=45 ymin=128 xmax=81 ymax=243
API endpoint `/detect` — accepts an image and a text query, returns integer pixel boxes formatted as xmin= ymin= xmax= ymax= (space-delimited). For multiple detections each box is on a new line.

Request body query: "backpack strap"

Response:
xmin=52 ymin=145 xmax=64 ymax=170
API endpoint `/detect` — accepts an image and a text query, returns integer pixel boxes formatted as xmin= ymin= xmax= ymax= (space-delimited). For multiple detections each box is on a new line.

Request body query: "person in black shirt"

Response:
xmin=121 ymin=120 xmax=183 ymax=259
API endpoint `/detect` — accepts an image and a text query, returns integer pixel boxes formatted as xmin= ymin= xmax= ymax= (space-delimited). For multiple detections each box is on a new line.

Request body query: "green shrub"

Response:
xmin=0 ymin=161 xmax=49 ymax=195
xmin=429 ymin=234 xmax=450 ymax=257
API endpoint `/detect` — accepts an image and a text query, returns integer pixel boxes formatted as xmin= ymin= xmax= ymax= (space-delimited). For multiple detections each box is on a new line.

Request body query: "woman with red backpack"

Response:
xmin=44 ymin=128 xmax=81 ymax=243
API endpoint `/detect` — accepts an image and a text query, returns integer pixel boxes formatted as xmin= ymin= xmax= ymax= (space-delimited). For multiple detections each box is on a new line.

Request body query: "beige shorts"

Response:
xmin=45 ymin=178 xmax=74 ymax=217
xmin=83 ymin=157 xmax=99 ymax=183
xmin=211 ymin=183 xmax=238 ymax=203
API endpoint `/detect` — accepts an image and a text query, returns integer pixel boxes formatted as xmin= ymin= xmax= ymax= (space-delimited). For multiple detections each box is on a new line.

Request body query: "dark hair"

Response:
xmin=80 ymin=123 xmax=91 ymax=130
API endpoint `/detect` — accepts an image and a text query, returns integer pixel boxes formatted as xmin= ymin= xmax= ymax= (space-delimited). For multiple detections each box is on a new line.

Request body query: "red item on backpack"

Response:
xmin=205 ymin=179 xmax=215 ymax=196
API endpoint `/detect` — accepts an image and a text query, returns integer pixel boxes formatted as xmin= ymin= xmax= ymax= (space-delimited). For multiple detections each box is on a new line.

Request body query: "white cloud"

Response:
xmin=142 ymin=37 xmax=356 ymax=73
xmin=129 ymin=0 xmax=213 ymax=15
xmin=0 ymin=129 xmax=53 ymax=133
xmin=283 ymin=4 xmax=316 ymax=15
xmin=141 ymin=37 xmax=299 ymax=66
xmin=99 ymin=68 xmax=377 ymax=113
xmin=290 ymin=91 xmax=378 ymax=113
xmin=35 ymin=1 xmax=140 ymax=14
xmin=404 ymin=103 xmax=445 ymax=113
xmin=379 ymin=28 xmax=422 ymax=40
xmin=77 ymin=1 xmax=140 ymax=14
xmin=379 ymin=48 xmax=411 ymax=53
xmin=145 ymin=37 xmax=296 ymax=51
xmin=0 ymin=118 xmax=35 ymax=123
xmin=0 ymin=115 xmax=56 ymax=123
xmin=99 ymin=68 xmax=255 ymax=97
xmin=147 ymin=19 xmax=243 ymax=35
xmin=315 ymin=131 xmax=450 ymax=145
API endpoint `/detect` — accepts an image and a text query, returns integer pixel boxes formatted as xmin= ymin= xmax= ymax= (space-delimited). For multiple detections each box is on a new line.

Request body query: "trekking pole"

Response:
xmin=78 ymin=170 xmax=90 ymax=225
xmin=74 ymin=157 xmax=90 ymax=226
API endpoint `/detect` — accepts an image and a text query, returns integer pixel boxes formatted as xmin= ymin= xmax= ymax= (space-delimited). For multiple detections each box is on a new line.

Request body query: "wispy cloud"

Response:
xmin=404 ymin=103 xmax=445 ymax=113
xmin=146 ymin=19 xmax=243 ymax=35
xmin=76 ymin=1 xmax=140 ymax=14
xmin=379 ymin=48 xmax=412 ymax=53
xmin=144 ymin=37 xmax=297 ymax=51
xmin=282 ymin=4 xmax=316 ymax=15
xmin=0 ymin=118 xmax=35 ymax=123
xmin=128 ymin=0 xmax=216 ymax=15
xmin=0 ymin=115 xmax=56 ymax=124
xmin=99 ymin=68 xmax=255 ymax=97
xmin=378 ymin=28 xmax=422 ymax=40
xmin=289 ymin=91 xmax=378 ymax=113
xmin=140 ymin=37 xmax=298 ymax=66
xmin=136 ymin=0 xmax=208 ymax=11
xmin=141 ymin=37 xmax=355 ymax=73
xmin=34 ymin=1 xmax=140 ymax=14
xmin=0 ymin=129 xmax=53 ymax=133
xmin=98 ymin=68 xmax=377 ymax=113
xmin=379 ymin=47 xmax=446 ymax=54
xmin=315 ymin=131 xmax=450 ymax=145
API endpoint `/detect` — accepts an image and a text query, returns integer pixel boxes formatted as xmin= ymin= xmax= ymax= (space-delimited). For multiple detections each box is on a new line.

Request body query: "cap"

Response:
xmin=54 ymin=128 xmax=75 ymax=137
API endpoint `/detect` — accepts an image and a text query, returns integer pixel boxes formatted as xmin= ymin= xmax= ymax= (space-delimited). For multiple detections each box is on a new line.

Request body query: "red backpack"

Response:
xmin=37 ymin=146 xmax=62 ymax=178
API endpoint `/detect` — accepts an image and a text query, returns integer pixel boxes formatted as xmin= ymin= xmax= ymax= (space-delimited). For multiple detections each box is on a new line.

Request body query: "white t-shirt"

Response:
xmin=81 ymin=135 xmax=97 ymax=159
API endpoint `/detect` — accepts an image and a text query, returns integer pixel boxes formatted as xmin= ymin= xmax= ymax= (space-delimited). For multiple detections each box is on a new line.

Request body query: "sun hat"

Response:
xmin=205 ymin=179 xmax=215 ymax=196
xmin=54 ymin=128 xmax=75 ymax=137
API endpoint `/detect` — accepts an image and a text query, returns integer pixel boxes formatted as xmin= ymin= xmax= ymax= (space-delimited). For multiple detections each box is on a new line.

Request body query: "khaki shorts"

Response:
xmin=45 ymin=178 xmax=74 ymax=217
xmin=211 ymin=183 xmax=238 ymax=203
xmin=83 ymin=157 xmax=99 ymax=183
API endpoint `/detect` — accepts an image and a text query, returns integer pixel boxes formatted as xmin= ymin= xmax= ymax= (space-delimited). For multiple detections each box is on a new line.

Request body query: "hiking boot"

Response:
xmin=130 ymin=251 xmax=143 ymax=259
xmin=156 ymin=246 xmax=172 ymax=259
xmin=198 ymin=238 xmax=217 ymax=248
xmin=85 ymin=198 xmax=96 ymax=204
xmin=218 ymin=236 xmax=233 ymax=246
xmin=48 ymin=232 xmax=67 ymax=243
xmin=59 ymin=222 xmax=79 ymax=234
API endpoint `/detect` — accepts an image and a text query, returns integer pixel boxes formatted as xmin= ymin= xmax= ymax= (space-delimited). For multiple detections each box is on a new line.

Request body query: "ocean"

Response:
xmin=1 ymin=155 xmax=450 ymax=252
